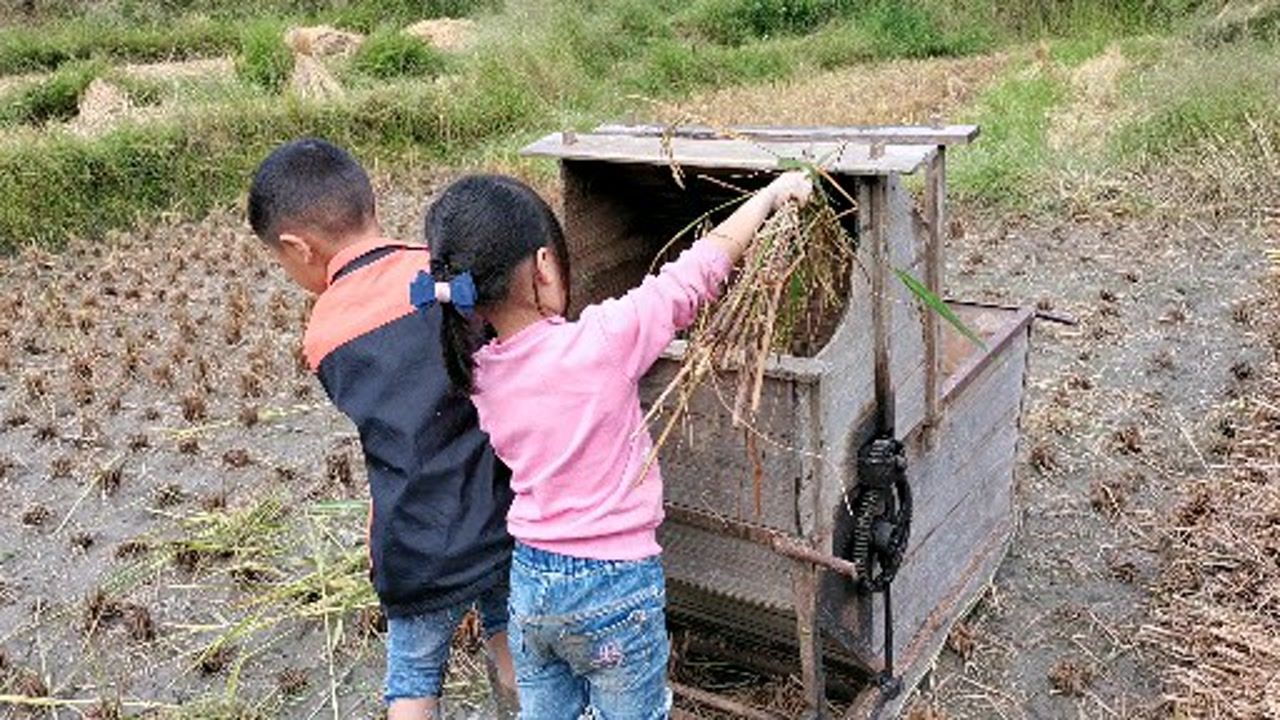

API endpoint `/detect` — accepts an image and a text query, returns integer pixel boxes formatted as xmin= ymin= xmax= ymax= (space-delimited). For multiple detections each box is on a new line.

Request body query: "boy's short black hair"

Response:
xmin=248 ymin=137 xmax=375 ymax=245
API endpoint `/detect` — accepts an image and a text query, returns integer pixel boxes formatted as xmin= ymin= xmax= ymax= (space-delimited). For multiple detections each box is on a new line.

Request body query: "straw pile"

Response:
xmin=68 ymin=78 xmax=133 ymax=137
xmin=643 ymin=187 xmax=855 ymax=471
xmin=289 ymin=54 xmax=343 ymax=100
xmin=284 ymin=25 xmax=364 ymax=58
xmin=1141 ymin=261 xmax=1280 ymax=717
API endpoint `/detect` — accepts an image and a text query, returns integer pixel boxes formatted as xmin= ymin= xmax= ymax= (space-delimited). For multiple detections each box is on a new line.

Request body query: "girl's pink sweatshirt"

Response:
xmin=471 ymin=240 xmax=732 ymax=561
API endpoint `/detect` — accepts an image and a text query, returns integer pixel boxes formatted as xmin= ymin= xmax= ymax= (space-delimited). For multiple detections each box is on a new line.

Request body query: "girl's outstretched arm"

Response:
xmin=702 ymin=171 xmax=812 ymax=263
xmin=587 ymin=172 xmax=813 ymax=381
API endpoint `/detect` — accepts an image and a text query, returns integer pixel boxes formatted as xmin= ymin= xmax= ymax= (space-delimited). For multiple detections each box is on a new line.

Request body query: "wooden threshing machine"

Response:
xmin=522 ymin=124 xmax=1034 ymax=719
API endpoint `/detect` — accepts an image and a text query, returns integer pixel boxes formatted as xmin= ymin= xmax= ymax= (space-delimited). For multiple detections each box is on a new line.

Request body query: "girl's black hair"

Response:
xmin=424 ymin=174 xmax=570 ymax=393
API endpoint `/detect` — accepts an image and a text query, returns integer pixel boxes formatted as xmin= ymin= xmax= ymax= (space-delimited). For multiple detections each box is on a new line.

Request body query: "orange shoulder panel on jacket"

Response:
xmin=304 ymin=248 xmax=429 ymax=370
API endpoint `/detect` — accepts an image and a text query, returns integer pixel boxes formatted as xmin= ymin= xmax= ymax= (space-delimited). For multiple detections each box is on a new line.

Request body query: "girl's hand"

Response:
xmin=766 ymin=171 xmax=814 ymax=211
xmin=701 ymin=171 xmax=814 ymax=264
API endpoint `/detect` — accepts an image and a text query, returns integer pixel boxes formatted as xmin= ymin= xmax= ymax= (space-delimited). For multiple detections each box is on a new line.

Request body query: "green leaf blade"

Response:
xmin=893 ymin=268 xmax=988 ymax=351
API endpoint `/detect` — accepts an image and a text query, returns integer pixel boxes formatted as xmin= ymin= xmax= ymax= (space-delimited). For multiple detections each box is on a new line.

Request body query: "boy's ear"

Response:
xmin=278 ymin=232 xmax=319 ymax=265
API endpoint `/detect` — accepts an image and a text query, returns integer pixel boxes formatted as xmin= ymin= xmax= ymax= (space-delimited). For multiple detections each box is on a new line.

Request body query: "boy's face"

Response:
xmin=273 ymin=232 xmax=330 ymax=294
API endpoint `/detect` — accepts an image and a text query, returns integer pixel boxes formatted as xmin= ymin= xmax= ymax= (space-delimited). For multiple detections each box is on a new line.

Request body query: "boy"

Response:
xmin=247 ymin=138 xmax=516 ymax=719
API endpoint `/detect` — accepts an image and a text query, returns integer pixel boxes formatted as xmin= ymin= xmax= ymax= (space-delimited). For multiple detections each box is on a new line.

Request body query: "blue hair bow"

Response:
xmin=410 ymin=270 xmax=477 ymax=314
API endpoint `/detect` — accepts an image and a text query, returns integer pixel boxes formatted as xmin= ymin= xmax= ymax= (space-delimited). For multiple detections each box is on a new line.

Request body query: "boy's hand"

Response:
xmin=766 ymin=171 xmax=813 ymax=211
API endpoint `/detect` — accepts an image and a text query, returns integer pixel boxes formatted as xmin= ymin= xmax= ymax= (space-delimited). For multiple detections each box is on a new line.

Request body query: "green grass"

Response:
xmin=0 ymin=18 xmax=237 ymax=75
xmin=0 ymin=0 xmax=501 ymax=74
xmin=685 ymin=0 xmax=857 ymax=45
xmin=320 ymin=0 xmax=503 ymax=33
xmin=15 ymin=0 xmax=502 ymax=28
xmin=349 ymin=30 xmax=448 ymax=80
xmin=1112 ymin=39 xmax=1280 ymax=162
xmin=0 ymin=72 xmax=545 ymax=248
xmin=0 ymin=0 xmax=1273 ymax=248
xmin=235 ymin=21 xmax=294 ymax=94
xmin=679 ymin=0 xmax=1200 ymax=50
xmin=0 ymin=59 xmax=103 ymax=127
xmin=103 ymin=73 xmax=169 ymax=108
xmin=949 ymin=57 xmax=1069 ymax=209
xmin=918 ymin=0 xmax=1207 ymax=38
xmin=944 ymin=29 xmax=1280 ymax=216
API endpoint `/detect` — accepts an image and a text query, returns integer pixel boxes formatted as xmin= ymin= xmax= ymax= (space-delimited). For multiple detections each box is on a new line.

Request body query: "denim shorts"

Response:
xmin=508 ymin=542 xmax=672 ymax=720
xmin=384 ymin=577 xmax=510 ymax=704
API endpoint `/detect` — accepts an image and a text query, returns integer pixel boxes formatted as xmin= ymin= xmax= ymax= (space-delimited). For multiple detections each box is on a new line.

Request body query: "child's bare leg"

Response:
xmin=485 ymin=631 xmax=519 ymax=717
xmin=387 ymin=697 xmax=440 ymax=720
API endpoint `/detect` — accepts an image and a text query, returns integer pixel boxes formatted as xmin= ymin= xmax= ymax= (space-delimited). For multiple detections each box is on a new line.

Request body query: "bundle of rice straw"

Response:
xmin=289 ymin=53 xmax=344 ymax=100
xmin=642 ymin=186 xmax=856 ymax=471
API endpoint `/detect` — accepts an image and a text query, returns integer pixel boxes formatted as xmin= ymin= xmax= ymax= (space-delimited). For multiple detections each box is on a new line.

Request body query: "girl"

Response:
xmin=418 ymin=171 xmax=811 ymax=719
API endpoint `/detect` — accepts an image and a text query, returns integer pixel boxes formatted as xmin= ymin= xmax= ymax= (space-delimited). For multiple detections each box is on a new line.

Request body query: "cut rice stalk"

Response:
xmin=638 ymin=188 xmax=856 ymax=489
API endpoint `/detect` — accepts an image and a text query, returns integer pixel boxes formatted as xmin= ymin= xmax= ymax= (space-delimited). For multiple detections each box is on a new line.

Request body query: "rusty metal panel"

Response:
xmin=661 ymin=522 xmax=797 ymax=612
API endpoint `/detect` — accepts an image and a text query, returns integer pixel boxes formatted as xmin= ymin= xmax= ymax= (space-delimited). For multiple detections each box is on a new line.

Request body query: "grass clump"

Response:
xmin=103 ymin=73 xmax=168 ymax=108
xmin=0 ymin=18 xmax=236 ymax=74
xmin=0 ymin=59 xmax=103 ymax=127
xmin=631 ymin=39 xmax=795 ymax=96
xmin=0 ymin=74 xmax=544 ymax=249
xmin=859 ymin=1 xmax=987 ymax=58
xmin=0 ymin=0 xmax=501 ymax=74
xmin=236 ymin=21 xmax=295 ymax=93
xmin=15 ymin=0 xmax=503 ymax=28
xmin=1106 ymin=39 xmax=1280 ymax=215
xmin=949 ymin=58 xmax=1068 ymax=209
xmin=685 ymin=0 xmax=856 ymax=45
xmin=684 ymin=0 xmax=988 ymax=56
xmin=324 ymin=0 xmax=503 ymax=33
xmin=918 ymin=0 xmax=1205 ymax=38
xmin=1112 ymin=41 xmax=1280 ymax=162
xmin=165 ymin=498 xmax=290 ymax=573
xmin=349 ymin=30 xmax=448 ymax=80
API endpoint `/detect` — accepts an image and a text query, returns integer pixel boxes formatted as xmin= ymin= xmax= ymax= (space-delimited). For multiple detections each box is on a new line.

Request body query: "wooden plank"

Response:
xmin=878 ymin=330 xmax=1028 ymax=659
xmin=845 ymin=520 xmax=1013 ymax=720
xmin=942 ymin=306 xmax=1035 ymax=402
xmin=658 ymin=339 xmax=826 ymax=384
xmin=813 ymin=176 xmax=926 ymax=543
xmin=821 ymin=326 xmax=1028 ymax=664
xmin=870 ymin=423 xmax=1016 ymax=662
xmin=521 ymin=133 xmax=935 ymax=175
xmin=643 ymin=371 xmax=807 ymax=533
xmin=593 ymin=122 xmax=981 ymax=146
xmin=906 ymin=333 xmax=1029 ymax=540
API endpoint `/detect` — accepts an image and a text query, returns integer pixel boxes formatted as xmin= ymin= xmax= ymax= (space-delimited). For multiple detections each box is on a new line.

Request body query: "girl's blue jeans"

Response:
xmin=508 ymin=542 xmax=672 ymax=720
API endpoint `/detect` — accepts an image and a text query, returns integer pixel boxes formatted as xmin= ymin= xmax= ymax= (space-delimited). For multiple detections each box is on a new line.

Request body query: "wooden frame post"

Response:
xmin=921 ymin=148 xmax=946 ymax=445
xmin=870 ymin=177 xmax=894 ymax=437
xmin=793 ymin=562 xmax=827 ymax=719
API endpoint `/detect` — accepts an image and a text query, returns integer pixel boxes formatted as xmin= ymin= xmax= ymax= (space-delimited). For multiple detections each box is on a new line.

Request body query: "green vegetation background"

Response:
xmin=0 ymin=0 xmax=1276 ymax=248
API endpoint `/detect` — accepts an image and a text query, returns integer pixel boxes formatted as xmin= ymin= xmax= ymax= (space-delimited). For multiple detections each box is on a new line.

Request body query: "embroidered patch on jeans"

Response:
xmin=593 ymin=640 xmax=624 ymax=668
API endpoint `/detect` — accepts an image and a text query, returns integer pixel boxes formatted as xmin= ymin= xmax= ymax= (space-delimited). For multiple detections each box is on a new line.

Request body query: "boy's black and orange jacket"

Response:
xmin=304 ymin=238 xmax=513 ymax=618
